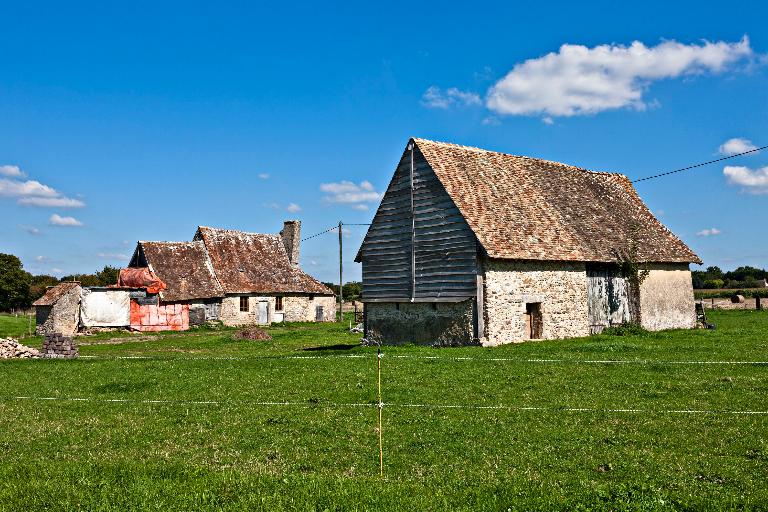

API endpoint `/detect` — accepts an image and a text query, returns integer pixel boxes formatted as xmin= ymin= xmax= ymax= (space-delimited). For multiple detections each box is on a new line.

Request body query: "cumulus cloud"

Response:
xmin=0 ymin=165 xmax=24 ymax=177
xmin=286 ymin=202 xmax=302 ymax=213
xmin=486 ymin=36 xmax=754 ymax=117
xmin=421 ymin=86 xmax=482 ymax=109
xmin=49 ymin=214 xmax=83 ymax=227
xmin=0 ymin=166 xmax=85 ymax=208
xmin=258 ymin=173 xmax=270 ymax=180
xmin=696 ymin=228 xmax=722 ymax=237
xmin=719 ymin=137 xmax=758 ymax=156
xmin=723 ymin=165 xmax=768 ymax=194
xmin=320 ymin=180 xmax=382 ymax=209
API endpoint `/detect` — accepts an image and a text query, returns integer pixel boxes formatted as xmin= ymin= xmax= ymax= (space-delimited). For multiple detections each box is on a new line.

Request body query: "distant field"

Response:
xmin=1 ymin=311 xmax=766 ymax=510
xmin=0 ymin=312 xmax=35 ymax=339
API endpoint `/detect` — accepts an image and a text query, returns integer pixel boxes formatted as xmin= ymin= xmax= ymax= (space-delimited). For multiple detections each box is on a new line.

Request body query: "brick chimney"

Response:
xmin=280 ymin=220 xmax=301 ymax=267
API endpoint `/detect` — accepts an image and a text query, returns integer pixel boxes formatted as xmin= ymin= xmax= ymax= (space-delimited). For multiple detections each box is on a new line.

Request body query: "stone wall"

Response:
xmin=35 ymin=287 xmax=80 ymax=336
xmin=639 ymin=263 xmax=696 ymax=331
xmin=483 ymin=260 xmax=590 ymax=345
xmin=283 ymin=295 xmax=336 ymax=322
xmin=219 ymin=295 xmax=275 ymax=326
xmin=218 ymin=294 xmax=337 ymax=325
xmin=365 ymin=300 xmax=475 ymax=346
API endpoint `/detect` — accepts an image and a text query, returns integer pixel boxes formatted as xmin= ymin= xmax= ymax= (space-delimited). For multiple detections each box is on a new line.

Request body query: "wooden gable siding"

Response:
xmin=361 ymin=145 xmax=478 ymax=300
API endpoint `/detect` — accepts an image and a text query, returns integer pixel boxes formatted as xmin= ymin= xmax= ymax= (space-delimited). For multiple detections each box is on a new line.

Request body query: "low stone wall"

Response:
xmin=483 ymin=260 xmax=590 ymax=345
xmin=639 ymin=263 xmax=696 ymax=330
xmin=365 ymin=300 xmax=475 ymax=346
xmin=41 ymin=333 xmax=78 ymax=359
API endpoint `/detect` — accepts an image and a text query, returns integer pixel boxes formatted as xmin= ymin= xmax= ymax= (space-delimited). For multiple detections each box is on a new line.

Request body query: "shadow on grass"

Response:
xmin=302 ymin=344 xmax=359 ymax=352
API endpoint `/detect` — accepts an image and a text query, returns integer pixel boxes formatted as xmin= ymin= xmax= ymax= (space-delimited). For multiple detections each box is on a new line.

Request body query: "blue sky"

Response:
xmin=1 ymin=1 xmax=767 ymax=283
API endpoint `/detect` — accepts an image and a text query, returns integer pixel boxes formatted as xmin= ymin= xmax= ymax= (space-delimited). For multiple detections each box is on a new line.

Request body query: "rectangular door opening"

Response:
xmin=525 ymin=302 xmax=542 ymax=339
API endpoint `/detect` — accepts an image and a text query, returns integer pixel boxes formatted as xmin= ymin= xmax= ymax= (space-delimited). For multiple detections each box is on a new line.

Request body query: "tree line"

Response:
xmin=691 ymin=265 xmax=767 ymax=289
xmin=0 ymin=252 xmax=120 ymax=311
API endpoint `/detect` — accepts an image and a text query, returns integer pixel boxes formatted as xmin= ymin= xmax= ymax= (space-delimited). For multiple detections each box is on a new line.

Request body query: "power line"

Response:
xmin=301 ymin=225 xmax=338 ymax=242
xmin=633 ymin=145 xmax=766 ymax=183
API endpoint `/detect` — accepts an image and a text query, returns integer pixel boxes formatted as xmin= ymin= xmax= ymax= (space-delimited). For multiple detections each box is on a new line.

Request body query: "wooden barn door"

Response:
xmin=587 ymin=265 xmax=632 ymax=333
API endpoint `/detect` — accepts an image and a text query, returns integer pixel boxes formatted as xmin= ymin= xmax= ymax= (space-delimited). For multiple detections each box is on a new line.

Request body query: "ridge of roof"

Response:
xmin=411 ymin=137 xmax=623 ymax=178
xmin=395 ymin=137 xmax=700 ymax=264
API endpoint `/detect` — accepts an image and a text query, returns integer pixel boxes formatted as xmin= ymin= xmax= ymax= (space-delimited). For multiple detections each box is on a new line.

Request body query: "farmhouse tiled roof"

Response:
xmin=136 ymin=241 xmax=224 ymax=302
xmin=33 ymin=282 xmax=81 ymax=306
xmin=412 ymin=138 xmax=701 ymax=264
xmin=194 ymin=227 xmax=333 ymax=295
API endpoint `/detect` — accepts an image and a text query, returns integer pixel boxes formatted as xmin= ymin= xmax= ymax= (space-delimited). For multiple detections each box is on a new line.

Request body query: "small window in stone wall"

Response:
xmin=431 ymin=302 xmax=438 ymax=311
xmin=240 ymin=296 xmax=249 ymax=312
xmin=308 ymin=295 xmax=315 ymax=301
xmin=395 ymin=303 xmax=400 ymax=311
xmin=275 ymin=296 xmax=284 ymax=311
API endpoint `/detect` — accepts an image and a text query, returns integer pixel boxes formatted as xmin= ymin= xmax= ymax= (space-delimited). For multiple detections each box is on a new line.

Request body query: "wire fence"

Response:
xmin=5 ymin=348 xmax=767 ymax=476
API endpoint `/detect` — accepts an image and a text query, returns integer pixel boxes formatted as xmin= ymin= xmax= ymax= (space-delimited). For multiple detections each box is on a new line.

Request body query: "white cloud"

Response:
xmin=286 ymin=202 xmax=302 ymax=213
xmin=542 ymin=116 xmax=554 ymax=125
xmin=718 ymin=137 xmax=758 ymax=156
xmin=49 ymin=214 xmax=83 ymax=227
xmin=258 ymin=173 xmax=270 ymax=180
xmin=351 ymin=203 xmax=369 ymax=211
xmin=97 ymin=252 xmax=129 ymax=260
xmin=320 ymin=180 xmax=382 ymax=208
xmin=696 ymin=227 xmax=722 ymax=237
xmin=19 ymin=225 xmax=41 ymax=236
xmin=481 ymin=116 xmax=500 ymax=126
xmin=487 ymin=37 xmax=753 ymax=117
xmin=421 ymin=86 xmax=482 ymax=109
xmin=35 ymin=255 xmax=48 ymax=262
xmin=723 ymin=165 xmax=768 ymax=194
xmin=0 ymin=165 xmax=24 ymax=177
xmin=18 ymin=196 xmax=86 ymax=207
xmin=0 ymin=168 xmax=85 ymax=208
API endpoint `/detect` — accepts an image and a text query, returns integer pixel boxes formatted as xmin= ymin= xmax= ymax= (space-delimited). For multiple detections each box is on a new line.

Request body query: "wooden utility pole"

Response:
xmin=338 ymin=220 xmax=343 ymax=322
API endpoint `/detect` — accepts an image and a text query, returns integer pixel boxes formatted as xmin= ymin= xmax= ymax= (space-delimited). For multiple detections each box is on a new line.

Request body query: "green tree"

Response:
xmin=29 ymin=274 xmax=60 ymax=302
xmin=96 ymin=266 xmax=120 ymax=286
xmin=0 ymin=253 xmax=32 ymax=311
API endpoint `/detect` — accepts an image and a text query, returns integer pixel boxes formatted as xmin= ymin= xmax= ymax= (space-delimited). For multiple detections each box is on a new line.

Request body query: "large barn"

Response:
xmin=356 ymin=138 xmax=701 ymax=346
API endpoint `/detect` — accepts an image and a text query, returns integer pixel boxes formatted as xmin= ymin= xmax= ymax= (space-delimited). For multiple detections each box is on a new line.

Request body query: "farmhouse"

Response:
xmin=356 ymin=138 xmax=701 ymax=345
xmin=128 ymin=221 xmax=336 ymax=327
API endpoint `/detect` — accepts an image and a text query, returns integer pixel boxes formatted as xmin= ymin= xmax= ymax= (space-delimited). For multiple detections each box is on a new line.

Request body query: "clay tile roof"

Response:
xmin=33 ymin=282 xmax=81 ymax=306
xmin=136 ymin=240 xmax=224 ymax=301
xmin=194 ymin=227 xmax=333 ymax=295
xmin=412 ymin=138 xmax=701 ymax=264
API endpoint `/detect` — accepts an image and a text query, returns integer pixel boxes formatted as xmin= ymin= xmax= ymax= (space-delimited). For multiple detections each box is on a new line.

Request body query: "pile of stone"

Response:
xmin=233 ymin=326 xmax=272 ymax=341
xmin=0 ymin=338 xmax=41 ymax=359
xmin=41 ymin=333 xmax=79 ymax=359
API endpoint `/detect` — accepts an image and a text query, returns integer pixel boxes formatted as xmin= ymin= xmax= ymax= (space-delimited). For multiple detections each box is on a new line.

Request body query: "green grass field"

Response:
xmin=1 ymin=311 xmax=766 ymax=511
xmin=0 ymin=312 xmax=35 ymax=339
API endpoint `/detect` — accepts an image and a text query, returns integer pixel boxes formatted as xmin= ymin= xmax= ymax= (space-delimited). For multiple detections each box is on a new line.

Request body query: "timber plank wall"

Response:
xmin=361 ymin=145 xmax=478 ymax=300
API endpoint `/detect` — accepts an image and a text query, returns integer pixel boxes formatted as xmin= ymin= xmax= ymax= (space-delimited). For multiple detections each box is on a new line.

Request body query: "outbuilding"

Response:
xmin=356 ymin=138 xmax=701 ymax=345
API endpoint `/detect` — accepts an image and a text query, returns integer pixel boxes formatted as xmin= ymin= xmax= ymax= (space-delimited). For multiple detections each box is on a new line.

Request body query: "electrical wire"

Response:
xmin=632 ymin=145 xmax=765 ymax=183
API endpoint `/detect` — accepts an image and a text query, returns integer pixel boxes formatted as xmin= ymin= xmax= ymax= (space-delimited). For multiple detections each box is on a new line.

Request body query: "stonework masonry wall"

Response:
xmin=283 ymin=295 xmax=336 ymax=322
xmin=35 ymin=288 xmax=80 ymax=336
xmin=365 ymin=300 xmax=475 ymax=346
xmin=219 ymin=294 xmax=337 ymax=326
xmin=219 ymin=295 xmax=276 ymax=326
xmin=639 ymin=263 xmax=696 ymax=331
xmin=483 ymin=260 xmax=590 ymax=345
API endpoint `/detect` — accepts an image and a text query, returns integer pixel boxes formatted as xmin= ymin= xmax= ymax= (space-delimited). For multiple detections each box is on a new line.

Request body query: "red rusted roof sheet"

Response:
xmin=117 ymin=267 xmax=167 ymax=294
